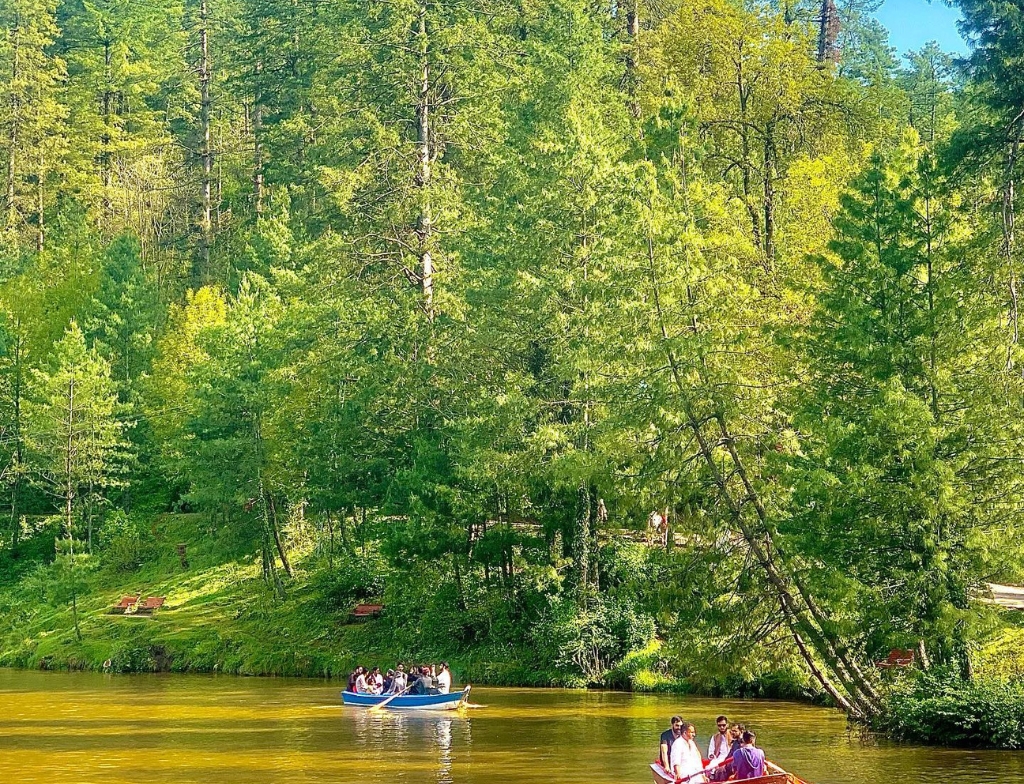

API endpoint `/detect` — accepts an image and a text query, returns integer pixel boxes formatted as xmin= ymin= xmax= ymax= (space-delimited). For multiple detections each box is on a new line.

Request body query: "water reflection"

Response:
xmin=1 ymin=670 xmax=1023 ymax=784
xmin=345 ymin=703 xmax=469 ymax=783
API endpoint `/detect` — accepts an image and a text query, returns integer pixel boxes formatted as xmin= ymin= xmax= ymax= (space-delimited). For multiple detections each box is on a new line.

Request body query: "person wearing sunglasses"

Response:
xmin=706 ymin=715 xmax=732 ymax=779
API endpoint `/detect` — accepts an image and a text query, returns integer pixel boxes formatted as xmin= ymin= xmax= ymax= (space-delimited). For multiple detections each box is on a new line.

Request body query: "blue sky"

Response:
xmin=873 ymin=0 xmax=967 ymax=57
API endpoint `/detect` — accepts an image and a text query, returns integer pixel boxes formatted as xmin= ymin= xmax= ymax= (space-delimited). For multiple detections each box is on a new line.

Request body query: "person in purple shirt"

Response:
xmin=731 ymin=730 xmax=766 ymax=780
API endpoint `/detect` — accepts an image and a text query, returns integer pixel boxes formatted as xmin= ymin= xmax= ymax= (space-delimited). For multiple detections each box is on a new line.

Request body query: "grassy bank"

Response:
xmin=0 ymin=513 xmax=816 ymax=700
xmin=0 ymin=514 xmax=542 ymax=682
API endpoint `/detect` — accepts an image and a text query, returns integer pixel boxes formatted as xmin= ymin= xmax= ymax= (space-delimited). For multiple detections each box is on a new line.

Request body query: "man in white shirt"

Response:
xmin=437 ymin=662 xmax=452 ymax=694
xmin=390 ymin=664 xmax=408 ymax=694
xmin=707 ymin=715 xmax=731 ymax=779
xmin=670 ymin=722 xmax=705 ymax=784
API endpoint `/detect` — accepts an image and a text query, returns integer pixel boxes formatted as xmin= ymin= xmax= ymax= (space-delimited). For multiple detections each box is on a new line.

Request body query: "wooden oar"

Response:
xmin=368 ymin=683 xmax=413 ymax=713
xmin=652 ymin=762 xmax=710 ymax=784
xmin=766 ymin=759 xmax=809 ymax=784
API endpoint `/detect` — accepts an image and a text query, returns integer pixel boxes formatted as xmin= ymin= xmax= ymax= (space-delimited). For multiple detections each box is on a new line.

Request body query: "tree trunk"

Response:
xmin=253 ymin=62 xmax=265 ymax=215
xmin=735 ymin=50 xmax=761 ymax=249
xmin=267 ymin=494 xmax=294 ymax=578
xmin=196 ymin=0 xmax=213 ymax=283
xmin=917 ymin=638 xmax=931 ymax=671
xmin=1003 ymin=140 xmax=1019 ymax=371
xmin=452 ymin=552 xmax=468 ymax=612
xmin=326 ymin=511 xmax=334 ymax=569
xmin=925 ymin=186 xmax=939 ymax=419
xmin=415 ymin=4 xmax=434 ymax=319
xmin=816 ymin=0 xmax=839 ymax=64
xmin=8 ymin=325 xmax=23 ymax=555
xmin=35 ymin=149 xmax=43 ymax=253
xmin=6 ymin=18 xmax=21 ymax=231
xmin=643 ymin=222 xmax=879 ymax=718
xmin=572 ymin=482 xmax=591 ymax=601
xmin=625 ymin=0 xmax=640 ymax=119
xmin=66 ymin=375 xmax=81 ymax=641
xmin=763 ymin=125 xmax=776 ymax=265
xmin=102 ymin=39 xmax=113 ymax=222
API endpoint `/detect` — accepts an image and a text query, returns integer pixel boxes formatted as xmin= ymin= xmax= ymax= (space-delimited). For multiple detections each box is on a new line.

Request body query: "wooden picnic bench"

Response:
xmin=109 ymin=596 xmax=166 ymax=616
xmin=351 ymin=603 xmax=383 ymax=620
xmin=135 ymin=596 xmax=166 ymax=615
xmin=876 ymin=648 xmax=915 ymax=669
xmin=109 ymin=596 xmax=140 ymax=615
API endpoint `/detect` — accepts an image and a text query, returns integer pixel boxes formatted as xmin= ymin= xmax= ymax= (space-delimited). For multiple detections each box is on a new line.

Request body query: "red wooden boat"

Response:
xmin=650 ymin=759 xmax=809 ymax=784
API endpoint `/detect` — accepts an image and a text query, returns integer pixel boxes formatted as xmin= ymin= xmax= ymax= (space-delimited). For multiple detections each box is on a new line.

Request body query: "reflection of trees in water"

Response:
xmin=347 ymin=709 xmax=471 ymax=783
xmin=436 ymin=718 xmax=452 ymax=784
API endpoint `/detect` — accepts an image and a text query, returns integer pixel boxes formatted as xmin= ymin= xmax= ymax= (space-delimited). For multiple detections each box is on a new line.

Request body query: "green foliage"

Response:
xmin=311 ymin=551 xmax=390 ymax=612
xmin=530 ymin=594 xmax=656 ymax=686
xmin=99 ymin=509 xmax=147 ymax=572
xmin=876 ymin=667 xmax=1024 ymax=749
xmin=107 ymin=637 xmax=158 ymax=674
xmin=0 ymin=0 xmax=1022 ymax=747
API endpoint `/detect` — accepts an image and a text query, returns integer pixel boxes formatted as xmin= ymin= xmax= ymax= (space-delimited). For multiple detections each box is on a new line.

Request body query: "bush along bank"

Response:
xmin=872 ymin=667 xmax=1024 ymax=749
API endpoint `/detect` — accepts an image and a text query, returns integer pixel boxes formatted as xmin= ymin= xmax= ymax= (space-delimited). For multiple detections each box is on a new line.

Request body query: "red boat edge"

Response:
xmin=650 ymin=760 xmax=809 ymax=784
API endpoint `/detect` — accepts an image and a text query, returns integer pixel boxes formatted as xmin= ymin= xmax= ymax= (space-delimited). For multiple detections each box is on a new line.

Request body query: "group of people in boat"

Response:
xmin=659 ymin=715 xmax=766 ymax=783
xmin=347 ymin=662 xmax=453 ymax=696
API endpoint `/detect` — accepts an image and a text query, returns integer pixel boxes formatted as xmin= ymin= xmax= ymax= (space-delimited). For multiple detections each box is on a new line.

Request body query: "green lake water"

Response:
xmin=1 ymin=669 xmax=1022 ymax=783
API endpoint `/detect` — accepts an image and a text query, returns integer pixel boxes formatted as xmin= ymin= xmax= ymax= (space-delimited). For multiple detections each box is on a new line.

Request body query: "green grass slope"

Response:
xmin=0 ymin=514 xmax=404 ymax=678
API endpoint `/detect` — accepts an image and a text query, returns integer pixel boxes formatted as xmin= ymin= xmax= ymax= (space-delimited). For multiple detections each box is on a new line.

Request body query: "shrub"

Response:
xmin=108 ymin=640 xmax=158 ymax=673
xmin=100 ymin=510 xmax=148 ymax=572
xmin=530 ymin=594 xmax=657 ymax=686
xmin=875 ymin=667 xmax=1024 ymax=749
xmin=312 ymin=550 xmax=390 ymax=612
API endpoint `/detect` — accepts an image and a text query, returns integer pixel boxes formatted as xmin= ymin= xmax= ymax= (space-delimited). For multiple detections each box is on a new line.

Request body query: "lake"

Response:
xmin=1 ymin=670 xmax=1021 ymax=783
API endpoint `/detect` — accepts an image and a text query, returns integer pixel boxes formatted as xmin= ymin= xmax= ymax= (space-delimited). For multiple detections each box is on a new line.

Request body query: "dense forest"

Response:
xmin=2 ymin=0 xmax=1024 ymax=745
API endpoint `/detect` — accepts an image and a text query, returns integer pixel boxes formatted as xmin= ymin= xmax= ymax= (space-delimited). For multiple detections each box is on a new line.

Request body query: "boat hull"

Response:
xmin=341 ymin=686 xmax=470 ymax=711
xmin=650 ymin=762 xmax=791 ymax=784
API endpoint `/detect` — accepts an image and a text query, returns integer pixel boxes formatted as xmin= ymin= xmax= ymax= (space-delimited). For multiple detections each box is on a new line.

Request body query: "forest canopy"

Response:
xmin=1 ymin=0 xmax=1024 ymax=735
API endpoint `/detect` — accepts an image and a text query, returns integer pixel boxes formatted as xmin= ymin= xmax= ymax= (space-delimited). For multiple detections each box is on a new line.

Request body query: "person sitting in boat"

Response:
xmin=390 ymin=664 xmax=408 ymax=694
xmin=370 ymin=666 xmax=385 ymax=694
xmin=354 ymin=667 xmax=375 ymax=694
xmin=729 ymin=724 xmax=745 ymax=753
xmin=348 ymin=666 xmax=364 ymax=693
xmin=437 ymin=662 xmax=452 ymax=694
xmin=659 ymin=716 xmax=684 ymax=775
xmin=706 ymin=715 xmax=732 ymax=780
xmin=410 ymin=666 xmax=438 ymax=695
xmin=383 ymin=669 xmax=395 ymax=693
xmin=731 ymin=730 xmax=766 ymax=780
xmin=670 ymin=722 xmax=705 ymax=784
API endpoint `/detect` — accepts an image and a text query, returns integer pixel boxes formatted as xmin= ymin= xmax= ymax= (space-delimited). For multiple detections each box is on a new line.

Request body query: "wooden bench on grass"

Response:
xmin=135 ymin=596 xmax=166 ymax=615
xmin=351 ymin=603 xmax=383 ymax=621
xmin=109 ymin=596 xmax=166 ymax=616
xmin=109 ymin=596 xmax=140 ymax=615
xmin=876 ymin=648 xmax=915 ymax=669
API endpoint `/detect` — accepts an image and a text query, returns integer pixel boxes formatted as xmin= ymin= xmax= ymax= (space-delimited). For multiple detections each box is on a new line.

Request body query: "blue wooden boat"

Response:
xmin=341 ymin=685 xmax=471 ymax=711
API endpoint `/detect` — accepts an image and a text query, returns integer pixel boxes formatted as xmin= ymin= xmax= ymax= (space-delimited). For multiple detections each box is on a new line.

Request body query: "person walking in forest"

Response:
xmin=659 ymin=716 xmax=684 ymax=774
xmin=731 ymin=731 xmax=766 ymax=780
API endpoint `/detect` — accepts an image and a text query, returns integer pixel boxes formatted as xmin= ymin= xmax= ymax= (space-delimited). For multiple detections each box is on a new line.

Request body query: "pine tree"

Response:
xmin=790 ymin=137 xmax=1024 ymax=675
xmin=25 ymin=320 xmax=129 ymax=635
xmin=0 ymin=0 xmax=66 ymax=252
